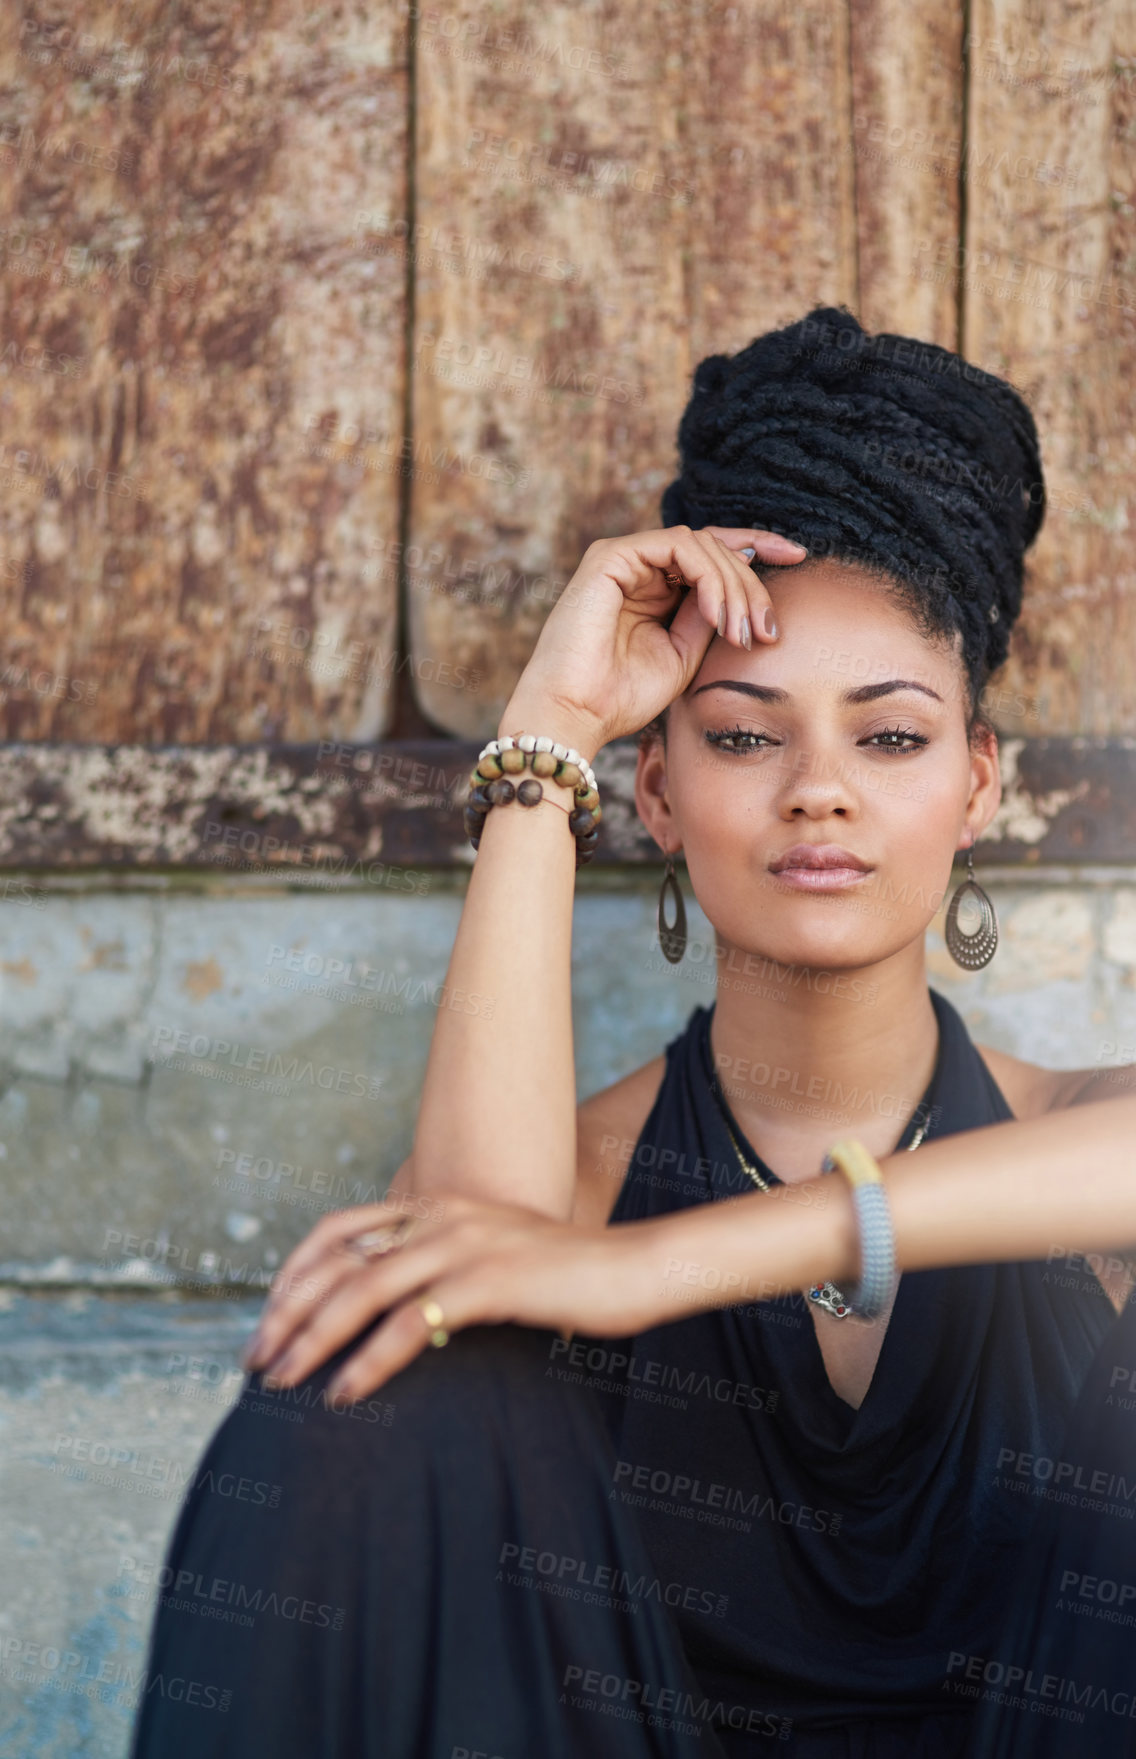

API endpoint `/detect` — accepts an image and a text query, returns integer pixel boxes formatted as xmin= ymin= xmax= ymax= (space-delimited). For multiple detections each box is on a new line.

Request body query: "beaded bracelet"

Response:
xmin=821 ymin=1139 xmax=895 ymax=1321
xmin=464 ymin=735 xmax=602 ymax=867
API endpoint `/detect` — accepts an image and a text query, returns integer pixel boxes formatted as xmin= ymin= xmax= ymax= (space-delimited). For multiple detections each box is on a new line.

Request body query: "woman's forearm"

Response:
xmin=409 ymin=703 xmax=601 ymax=1221
xmin=265 ymin=530 xmax=844 ymax=1363
xmin=884 ymin=1093 xmax=1136 ymax=1271
xmin=404 ymin=528 xmax=806 ymax=1225
xmin=632 ymin=1094 xmax=1136 ymax=1319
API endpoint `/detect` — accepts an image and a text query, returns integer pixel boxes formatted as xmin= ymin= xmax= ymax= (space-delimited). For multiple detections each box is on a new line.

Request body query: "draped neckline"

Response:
xmin=695 ymin=994 xmax=954 ymax=1430
xmin=700 ymin=1002 xmax=939 ymax=1182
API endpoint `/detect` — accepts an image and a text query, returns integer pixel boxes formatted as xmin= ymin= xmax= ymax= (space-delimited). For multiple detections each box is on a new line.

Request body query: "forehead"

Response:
xmin=685 ymin=558 xmax=965 ymax=704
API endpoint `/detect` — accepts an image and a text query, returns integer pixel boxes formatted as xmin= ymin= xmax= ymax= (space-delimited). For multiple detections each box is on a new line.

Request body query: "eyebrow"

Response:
xmin=688 ymin=678 xmax=944 ymax=705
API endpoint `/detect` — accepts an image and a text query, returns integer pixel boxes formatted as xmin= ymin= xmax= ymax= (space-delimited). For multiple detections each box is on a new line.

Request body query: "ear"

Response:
xmin=634 ymin=733 xmax=681 ymax=854
xmin=961 ymin=724 xmax=1002 ymax=847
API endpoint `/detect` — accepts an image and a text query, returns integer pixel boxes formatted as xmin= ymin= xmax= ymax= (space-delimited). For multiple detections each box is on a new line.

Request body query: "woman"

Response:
xmin=129 ymin=309 xmax=1136 ymax=1759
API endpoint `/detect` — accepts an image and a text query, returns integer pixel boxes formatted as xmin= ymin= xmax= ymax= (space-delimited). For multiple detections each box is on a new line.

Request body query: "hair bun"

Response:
xmin=690 ymin=353 xmax=733 ymax=399
xmin=662 ymin=305 xmax=1046 ymax=690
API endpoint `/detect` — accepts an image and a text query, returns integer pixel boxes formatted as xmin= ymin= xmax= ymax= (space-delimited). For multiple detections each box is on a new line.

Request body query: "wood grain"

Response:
xmin=959 ymin=0 xmax=1136 ymax=735
xmin=3 ymin=3 xmax=1131 ymax=748
xmin=408 ymin=0 xmax=859 ymax=737
xmin=0 ymin=0 xmax=408 ymax=743
xmin=849 ymin=0 xmax=964 ymax=341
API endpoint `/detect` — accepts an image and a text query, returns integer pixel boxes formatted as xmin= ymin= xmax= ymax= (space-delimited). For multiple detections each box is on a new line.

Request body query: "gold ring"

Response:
xmin=344 ymin=1216 xmax=417 ymax=1260
xmin=417 ymin=1297 xmax=449 ymax=1348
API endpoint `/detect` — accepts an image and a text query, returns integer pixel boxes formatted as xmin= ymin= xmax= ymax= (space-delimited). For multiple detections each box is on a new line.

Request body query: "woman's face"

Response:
xmin=635 ymin=559 xmax=1002 ymax=974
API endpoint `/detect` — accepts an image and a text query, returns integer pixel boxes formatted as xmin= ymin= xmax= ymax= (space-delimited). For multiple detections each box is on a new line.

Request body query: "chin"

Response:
xmin=715 ymin=906 xmax=911 ymax=978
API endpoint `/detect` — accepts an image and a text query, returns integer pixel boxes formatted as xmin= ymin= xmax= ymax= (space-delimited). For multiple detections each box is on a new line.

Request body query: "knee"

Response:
xmin=218 ymin=1324 xmax=606 ymax=1504
xmin=244 ymin=1320 xmax=560 ymax=1422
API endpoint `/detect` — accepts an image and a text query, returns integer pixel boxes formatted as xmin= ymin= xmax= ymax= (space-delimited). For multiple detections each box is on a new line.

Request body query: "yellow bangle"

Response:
xmin=823 ymin=1138 xmax=884 ymax=1189
xmin=821 ymin=1138 xmax=894 ymax=1319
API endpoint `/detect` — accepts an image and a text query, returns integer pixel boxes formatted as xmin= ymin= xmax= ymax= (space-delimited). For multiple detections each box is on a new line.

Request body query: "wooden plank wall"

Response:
xmin=408 ymin=0 xmax=860 ymax=734
xmin=0 ymin=0 xmax=408 ymax=743
xmin=1 ymin=1 xmax=1132 ymax=749
xmin=962 ymin=1 xmax=1136 ymax=735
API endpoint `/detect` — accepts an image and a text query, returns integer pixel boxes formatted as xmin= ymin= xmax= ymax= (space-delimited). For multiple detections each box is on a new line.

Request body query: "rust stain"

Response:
xmin=78 ymin=936 xmax=129 ymax=971
xmin=2 ymin=959 xmax=38 ymax=984
xmin=183 ymin=956 xmax=225 ymax=1000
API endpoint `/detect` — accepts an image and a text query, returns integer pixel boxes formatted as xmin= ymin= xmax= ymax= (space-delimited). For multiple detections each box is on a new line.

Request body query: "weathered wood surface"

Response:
xmin=0 ymin=737 xmax=1132 ymax=869
xmin=1 ymin=2 xmax=1133 ymax=749
xmin=406 ymin=0 xmax=860 ymax=737
xmin=0 ymin=0 xmax=408 ymax=744
xmin=849 ymin=0 xmax=964 ymax=342
xmin=960 ymin=0 xmax=1136 ymax=736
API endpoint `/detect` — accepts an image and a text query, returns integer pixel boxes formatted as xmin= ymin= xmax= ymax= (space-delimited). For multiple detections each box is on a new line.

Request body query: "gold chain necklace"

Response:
xmin=719 ymin=1109 xmax=931 ymax=1320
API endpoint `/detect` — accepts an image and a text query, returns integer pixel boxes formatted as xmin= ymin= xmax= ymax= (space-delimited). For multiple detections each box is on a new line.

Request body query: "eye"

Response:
xmin=862 ymin=727 xmax=929 ymax=753
xmin=703 ymin=724 xmax=779 ymax=755
xmin=703 ymin=723 xmax=930 ymax=756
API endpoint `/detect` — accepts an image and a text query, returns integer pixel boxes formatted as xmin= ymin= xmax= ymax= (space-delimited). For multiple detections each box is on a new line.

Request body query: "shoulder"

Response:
xmin=572 ymin=1052 xmax=667 ymax=1229
xmin=571 ymin=1038 xmax=1103 ymax=1224
xmin=974 ymin=1041 xmax=1079 ymax=1118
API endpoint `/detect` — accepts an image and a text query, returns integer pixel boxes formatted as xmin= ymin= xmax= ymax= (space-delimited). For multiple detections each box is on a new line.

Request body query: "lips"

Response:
xmin=770 ymin=844 xmax=872 ymax=874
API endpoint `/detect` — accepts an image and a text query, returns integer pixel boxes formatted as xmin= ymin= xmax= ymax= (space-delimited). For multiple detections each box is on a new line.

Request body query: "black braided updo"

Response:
xmin=657 ymin=305 xmax=1045 ymax=727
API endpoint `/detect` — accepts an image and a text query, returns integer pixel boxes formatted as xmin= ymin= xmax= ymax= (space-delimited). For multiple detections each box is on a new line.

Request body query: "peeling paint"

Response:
xmin=0 ymin=739 xmax=1134 ymax=870
xmin=985 ymin=740 xmax=1092 ymax=845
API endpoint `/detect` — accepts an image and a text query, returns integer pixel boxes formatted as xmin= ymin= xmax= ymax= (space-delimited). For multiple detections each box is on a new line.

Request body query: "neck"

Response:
xmin=708 ymin=939 xmax=940 ymax=1181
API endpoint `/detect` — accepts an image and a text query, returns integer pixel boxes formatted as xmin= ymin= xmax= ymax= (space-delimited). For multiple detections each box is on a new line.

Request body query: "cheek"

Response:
xmin=893 ymin=750 xmax=973 ymax=827
xmin=678 ymin=769 xmax=762 ymax=852
xmin=861 ymin=765 xmax=955 ymax=829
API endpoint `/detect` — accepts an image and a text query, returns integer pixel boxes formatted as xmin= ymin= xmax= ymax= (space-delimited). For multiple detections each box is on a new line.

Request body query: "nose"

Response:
xmin=775 ymin=745 xmax=859 ymax=820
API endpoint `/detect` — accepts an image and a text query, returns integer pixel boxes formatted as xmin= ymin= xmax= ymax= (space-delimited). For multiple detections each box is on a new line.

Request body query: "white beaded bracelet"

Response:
xmin=481 ymin=735 xmax=597 ymax=794
xmin=465 ymin=735 xmax=602 ymax=867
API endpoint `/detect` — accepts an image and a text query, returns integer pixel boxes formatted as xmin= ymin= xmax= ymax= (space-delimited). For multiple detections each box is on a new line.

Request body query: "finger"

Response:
xmin=257 ymin=1264 xmax=401 ymax=1390
xmin=664 ymin=579 xmax=721 ymax=681
xmin=244 ymin=1203 xmax=434 ymax=1367
xmin=664 ymin=526 xmax=792 ymax=649
xmin=707 ymin=530 xmax=783 ymax=648
xmin=257 ymin=1226 xmax=471 ymax=1385
xmin=699 ymin=530 xmax=757 ymax=649
xmin=702 ymin=526 xmax=806 ymax=645
xmin=324 ymin=1271 xmax=497 ymax=1402
xmin=661 ymin=527 xmax=733 ymax=643
xmin=244 ymin=1244 xmax=369 ymax=1370
xmin=742 ymin=562 xmax=781 ymax=647
xmin=263 ymin=1204 xmax=396 ymax=1301
xmin=658 ymin=528 xmax=771 ymax=662
xmin=250 ymin=1194 xmax=449 ymax=1340
xmin=702 ymin=527 xmax=808 ymax=563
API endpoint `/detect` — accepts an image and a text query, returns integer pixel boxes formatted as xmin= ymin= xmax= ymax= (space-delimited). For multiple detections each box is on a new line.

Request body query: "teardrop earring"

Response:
xmin=657 ymin=851 xmax=687 ymax=964
xmin=944 ymin=846 xmax=998 ymax=969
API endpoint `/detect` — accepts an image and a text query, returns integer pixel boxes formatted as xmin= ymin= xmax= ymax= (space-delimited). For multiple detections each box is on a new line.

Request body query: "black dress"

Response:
xmin=128 ymin=991 xmax=1124 ymax=1758
xmin=967 ymin=1274 xmax=1136 ymax=1758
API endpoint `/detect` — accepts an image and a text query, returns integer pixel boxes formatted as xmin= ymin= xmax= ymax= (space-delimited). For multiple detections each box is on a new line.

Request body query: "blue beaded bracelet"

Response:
xmin=821 ymin=1139 xmax=896 ymax=1321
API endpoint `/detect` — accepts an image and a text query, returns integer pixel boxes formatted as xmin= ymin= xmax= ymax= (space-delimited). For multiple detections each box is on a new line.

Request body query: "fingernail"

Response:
xmin=327 ymin=1374 xmax=353 ymax=1401
xmin=740 ymin=614 xmax=752 ymax=650
xmin=778 ymin=538 xmax=807 ymax=554
xmin=740 ymin=546 xmax=756 ymax=560
xmin=261 ymin=1350 xmax=293 ymax=1386
xmin=716 ymin=600 xmax=727 ymax=637
xmin=261 ymin=1373 xmax=282 ymax=1390
xmin=763 ymin=608 xmax=778 ymax=639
